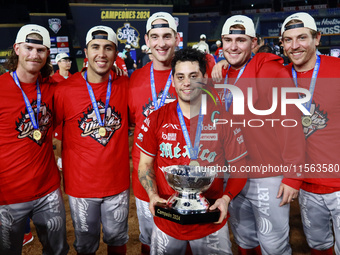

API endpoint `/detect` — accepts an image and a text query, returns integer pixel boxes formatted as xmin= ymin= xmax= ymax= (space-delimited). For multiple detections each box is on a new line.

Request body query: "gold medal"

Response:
xmin=302 ymin=116 xmax=312 ymax=127
xmin=99 ymin=127 xmax=106 ymax=136
xmin=33 ymin=129 xmax=42 ymax=141
xmin=189 ymin=160 xmax=200 ymax=167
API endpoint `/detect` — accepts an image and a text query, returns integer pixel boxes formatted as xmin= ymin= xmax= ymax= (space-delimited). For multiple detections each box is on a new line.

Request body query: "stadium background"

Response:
xmin=2 ymin=0 xmax=336 ymax=253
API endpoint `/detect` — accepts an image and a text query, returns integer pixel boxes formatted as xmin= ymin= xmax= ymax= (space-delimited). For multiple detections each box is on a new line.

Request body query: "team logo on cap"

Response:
xmin=95 ymin=26 xmax=106 ymax=30
xmin=234 ymin=20 xmax=244 ymax=23
xmin=117 ymin=23 xmax=140 ymax=48
xmin=78 ymin=101 xmax=122 ymax=146
xmin=48 ymin=18 xmax=61 ymax=34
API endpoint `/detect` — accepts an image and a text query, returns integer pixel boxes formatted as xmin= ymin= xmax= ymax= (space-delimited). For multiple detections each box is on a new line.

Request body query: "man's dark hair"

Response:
xmin=256 ymin=33 xmax=262 ymax=44
xmin=171 ymin=47 xmax=207 ymax=76
xmin=257 ymin=45 xmax=273 ymax=54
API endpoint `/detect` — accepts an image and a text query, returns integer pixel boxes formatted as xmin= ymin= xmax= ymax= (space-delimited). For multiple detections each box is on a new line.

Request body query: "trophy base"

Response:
xmin=155 ymin=203 xmax=220 ymax=225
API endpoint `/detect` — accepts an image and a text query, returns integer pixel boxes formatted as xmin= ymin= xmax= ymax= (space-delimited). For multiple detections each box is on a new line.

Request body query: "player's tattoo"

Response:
xmin=139 ymin=169 xmax=148 ymax=191
xmin=138 ymin=167 xmax=157 ymax=195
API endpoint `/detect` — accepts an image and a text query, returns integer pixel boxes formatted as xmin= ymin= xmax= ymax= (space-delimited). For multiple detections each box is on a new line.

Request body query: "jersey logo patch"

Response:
xmin=200 ymin=133 xmax=218 ymax=141
xmin=162 ymin=132 xmax=177 ymax=141
xmin=78 ymin=100 xmax=122 ymax=146
xmin=16 ymin=100 xmax=52 ymax=146
xmin=142 ymin=90 xmax=176 ymax=117
xmin=162 ymin=123 xmax=181 ymax=130
xmin=303 ymin=103 xmax=328 ymax=138
xmin=137 ymin=133 xmax=143 ymax=142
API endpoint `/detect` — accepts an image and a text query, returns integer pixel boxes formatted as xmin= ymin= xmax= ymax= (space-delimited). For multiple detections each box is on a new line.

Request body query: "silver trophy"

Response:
xmin=163 ymin=165 xmax=216 ymax=215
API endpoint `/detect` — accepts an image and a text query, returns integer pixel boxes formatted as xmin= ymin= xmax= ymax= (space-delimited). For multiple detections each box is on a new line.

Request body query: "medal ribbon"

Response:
xmin=13 ymin=71 xmax=41 ymax=130
xmin=84 ymin=71 xmax=112 ymax=127
xmin=150 ymin=63 xmax=172 ymax=110
xmin=223 ymin=59 xmax=250 ymax=112
xmin=177 ymin=103 xmax=203 ymax=160
xmin=291 ymin=55 xmax=320 ymax=114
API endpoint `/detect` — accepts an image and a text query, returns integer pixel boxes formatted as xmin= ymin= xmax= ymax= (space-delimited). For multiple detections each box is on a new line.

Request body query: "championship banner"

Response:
xmin=0 ymin=24 xmax=24 ymax=65
xmin=69 ymin=4 xmax=188 ymax=57
xmin=29 ymin=13 xmax=78 ymax=73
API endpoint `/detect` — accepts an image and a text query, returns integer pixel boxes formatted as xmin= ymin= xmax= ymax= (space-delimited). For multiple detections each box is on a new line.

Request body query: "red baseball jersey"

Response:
xmin=0 ymin=73 xmax=60 ymax=205
xmin=129 ymin=61 xmax=177 ymax=201
xmin=54 ymin=70 xmax=130 ymax=198
xmin=136 ymin=100 xmax=247 ymax=240
xmin=218 ymin=53 xmax=305 ymax=189
xmin=286 ymin=55 xmax=340 ymax=193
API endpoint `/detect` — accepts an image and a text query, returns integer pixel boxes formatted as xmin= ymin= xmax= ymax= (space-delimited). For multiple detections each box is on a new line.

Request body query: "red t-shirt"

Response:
xmin=54 ymin=70 xmax=130 ymax=198
xmin=136 ymin=100 xmax=247 ymax=240
xmin=115 ymin=55 xmax=128 ymax=72
xmin=51 ymin=72 xmax=72 ymax=141
xmin=53 ymin=124 xmax=62 ymax=141
xmin=218 ymin=53 xmax=305 ymax=189
xmin=285 ymin=55 xmax=340 ymax=193
xmin=0 ymin=73 xmax=60 ymax=205
xmin=205 ymin=53 xmax=216 ymax=78
xmin=52 ymin=70 xmax=72 ymax=83
xmin=128 ymin=61 xmax=177 ymax=201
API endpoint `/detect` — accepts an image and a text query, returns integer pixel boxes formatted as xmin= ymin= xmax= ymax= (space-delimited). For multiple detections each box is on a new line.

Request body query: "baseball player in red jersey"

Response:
xmin=213 ymin=15 xmax=306 ymax=254
xmin=52 ymin=52 xmax=72 ymax=82
xmin=137 ymin=47 xmax=248 ymax=255
xmin=128 ymin=12 xmax=179 ymax=254
xmin=54 ymin=25 xmax=130 ymax=255
xmin=0 ymin=24 xmax=69 ymax=255
xmin=281 ymin=12 xmax=340 ymax=255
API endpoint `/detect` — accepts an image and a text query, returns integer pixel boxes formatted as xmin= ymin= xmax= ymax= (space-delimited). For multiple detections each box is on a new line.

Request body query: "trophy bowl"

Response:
xmin=163 ymin=165 xmax=216 ymax=215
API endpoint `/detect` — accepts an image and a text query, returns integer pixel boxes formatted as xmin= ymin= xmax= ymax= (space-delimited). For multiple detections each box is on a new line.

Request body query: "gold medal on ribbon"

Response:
xmin=99 ymin=127 xmax=106 ymax=137
xmin=33 ymin=129 xmax=42 ymax=141
xmin=302 ymin=116 xmax=312 ymax=127
xmin=189 ymin=160 xmax=200 ymax=167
